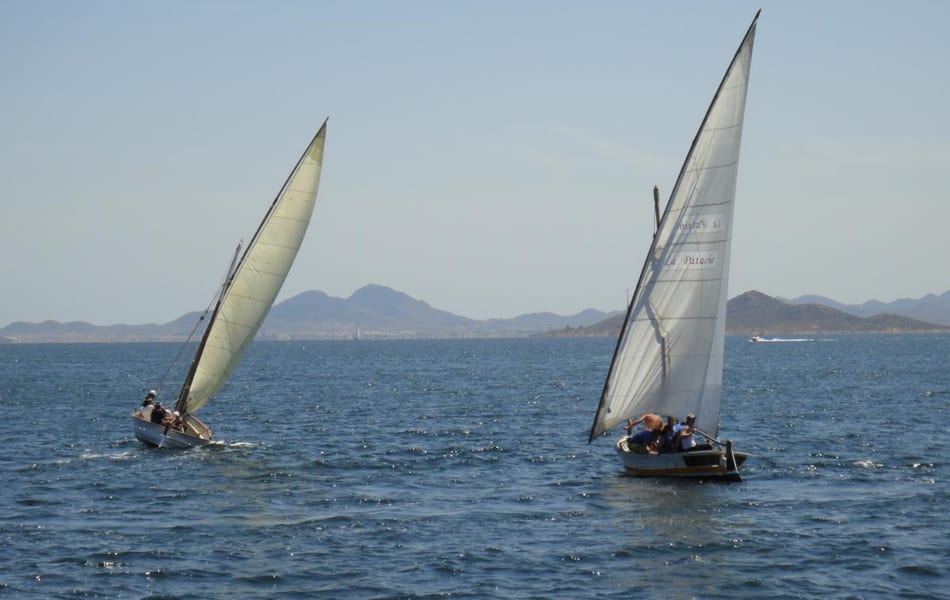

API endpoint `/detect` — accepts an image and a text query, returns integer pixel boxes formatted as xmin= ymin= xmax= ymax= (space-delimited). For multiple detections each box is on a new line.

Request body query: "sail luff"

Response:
xmin=178 ymin=121 xmax=327 ymax=414
xmin=589 ymin=14 xmax=757 ymax=441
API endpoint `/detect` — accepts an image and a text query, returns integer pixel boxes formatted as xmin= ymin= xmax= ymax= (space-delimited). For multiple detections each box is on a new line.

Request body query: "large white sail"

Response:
xmin=179 ymin=123 xmax=327 ymax=414
xmin=590 ymin=17 xmax=757 ymax=441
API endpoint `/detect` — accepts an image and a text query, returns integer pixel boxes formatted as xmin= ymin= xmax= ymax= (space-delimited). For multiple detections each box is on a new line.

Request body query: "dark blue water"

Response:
xmin=1 ymin=336 xmax=947 ymax=599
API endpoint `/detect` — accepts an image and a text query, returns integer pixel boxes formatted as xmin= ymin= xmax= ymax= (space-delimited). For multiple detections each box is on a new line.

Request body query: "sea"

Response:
xmin=1 ymin=335 xmax=947 ymax=599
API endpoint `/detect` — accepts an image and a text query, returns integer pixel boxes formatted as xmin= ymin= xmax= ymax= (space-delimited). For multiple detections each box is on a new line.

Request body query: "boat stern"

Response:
xmin=131 ymin=412 xmax=212 ymax=449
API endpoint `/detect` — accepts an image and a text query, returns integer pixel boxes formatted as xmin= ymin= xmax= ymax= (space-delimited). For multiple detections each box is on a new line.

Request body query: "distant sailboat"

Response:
xmin=588 ymin=13 xmax=760 ymax=480
xmin=132 ymin=121 xmax=328 ymax=448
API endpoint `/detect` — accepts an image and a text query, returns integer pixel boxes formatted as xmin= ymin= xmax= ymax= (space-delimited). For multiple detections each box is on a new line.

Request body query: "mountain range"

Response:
xmin=2 ymin=285 xmax=948 ymax=343
xmin=726 ymin=291 xmax=949 ymax=335
xmin=541 ymin=290 xmax=950 ymax=338
xmin=0 ymin=284 xmax=616 ymax=343
xmin=783 ymin=291 xmax=950 ymax=326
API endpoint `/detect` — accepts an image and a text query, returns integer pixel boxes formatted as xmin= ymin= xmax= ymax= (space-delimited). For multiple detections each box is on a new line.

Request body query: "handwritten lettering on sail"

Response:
xmin=665 ymin=252 xmax=719 ymax=270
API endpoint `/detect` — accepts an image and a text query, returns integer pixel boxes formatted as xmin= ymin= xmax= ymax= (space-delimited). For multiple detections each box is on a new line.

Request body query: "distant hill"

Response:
xmin=727 ymin=291 xmax=948 ymax=335
xmin=0 ymin=314 xmax=204 ymax=343
xmin=485 ymin=308 xmax=614 ymax=334
xmin=537 ymin=313 xmax=625 ymax=338
xmin=0 ymin=284 xmax=616 ymax=343
xmin=540 ymin=290 xmax=950 ymax=338
xmin=261 ymin=285 xmax=480 ymax=338
xmin=785 ymin=291 xmax=950 ymax=326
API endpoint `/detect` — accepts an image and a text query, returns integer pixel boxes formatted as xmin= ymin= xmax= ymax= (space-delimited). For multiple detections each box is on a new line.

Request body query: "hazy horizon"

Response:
xmin=3 ymin=1 xmax=949 ymax=325
xmin=2 ymin=283 xmax=947 ymax=329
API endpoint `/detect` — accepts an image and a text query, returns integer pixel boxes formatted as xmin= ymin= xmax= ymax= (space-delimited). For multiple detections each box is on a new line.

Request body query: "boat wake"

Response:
xmin=26 ymin=450 xmax=142 ymax=469
xmin=80 ymin=450 xmax=140 ymax=462
xmin=750 ymin=336 xmax=836 ymax=343
xmin=207 ymin=440 xmax=262 ymax=450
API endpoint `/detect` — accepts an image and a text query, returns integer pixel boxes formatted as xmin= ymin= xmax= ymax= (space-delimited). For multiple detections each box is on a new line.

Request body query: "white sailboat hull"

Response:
xmin=614 ymin=437 xmax=747 ymax=481
xmin=131 ymin=409 xmax=212 ymax=449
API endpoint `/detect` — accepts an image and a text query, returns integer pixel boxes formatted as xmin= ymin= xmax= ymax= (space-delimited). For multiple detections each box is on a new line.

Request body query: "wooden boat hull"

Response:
xmin=614 ymin=437 xmax=747 ymax=481
xmin=131 ymin=408 xmax=212 ymax=449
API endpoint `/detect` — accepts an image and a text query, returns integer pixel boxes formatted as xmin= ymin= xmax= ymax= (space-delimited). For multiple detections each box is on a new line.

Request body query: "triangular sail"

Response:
xmin=589 ymin=14 xmax=758 ymax=441
xmin=177 ymin=122 xmax=328 ymax=414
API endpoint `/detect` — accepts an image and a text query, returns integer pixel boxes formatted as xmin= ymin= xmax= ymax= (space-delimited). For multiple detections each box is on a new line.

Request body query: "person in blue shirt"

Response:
xmin=630 ymin=428 xmax=658 ymax=453
xmin=658 ymin=416 xmax=684 ymax=453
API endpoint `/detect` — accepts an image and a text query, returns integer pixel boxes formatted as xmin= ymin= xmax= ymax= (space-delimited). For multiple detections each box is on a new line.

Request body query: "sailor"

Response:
xmin=624 ymin=414 xmax=662 ymax=454
xmin=150 ymin=402 xmax=167 ymax=424
xmin=659 ymin=416 xmax=683 ymax=453
xmin=624 ymin=413 xmax=662 ymax=433
xmin=142 ymin=390 xmax=157 ymax=407
xmin=163 ymin=410 xmax=183 ymax=430
xmin=630 ymin=428 xmax=658 ymax=454
xmin=678 ymin=414 xmax=698 ymax=451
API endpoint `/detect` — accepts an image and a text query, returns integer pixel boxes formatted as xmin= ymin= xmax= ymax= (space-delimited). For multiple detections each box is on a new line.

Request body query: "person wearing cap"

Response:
xmin=677 ymin=414 xmax=698 ymax=451
xmin=162 ymin=409 xmax=183 ymax=431
xmin=141 ymin=390 xmax=157 ymax=408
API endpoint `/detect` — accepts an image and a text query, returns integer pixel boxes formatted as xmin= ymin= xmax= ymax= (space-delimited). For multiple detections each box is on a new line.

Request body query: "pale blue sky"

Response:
xmin=2 ymin=0 xmax=948 ymax=325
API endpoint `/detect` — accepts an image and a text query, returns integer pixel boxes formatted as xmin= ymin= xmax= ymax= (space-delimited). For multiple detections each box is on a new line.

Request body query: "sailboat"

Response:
xmin=588 ymin=13 xmax=760 ymax=481
xmin=132 ymin=121 xmax=328 ymax=448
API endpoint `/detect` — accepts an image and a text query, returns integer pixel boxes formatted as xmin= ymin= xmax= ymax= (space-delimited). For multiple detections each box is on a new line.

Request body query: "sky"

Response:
xmin=2 ymin=0 xmax=949 ymax=326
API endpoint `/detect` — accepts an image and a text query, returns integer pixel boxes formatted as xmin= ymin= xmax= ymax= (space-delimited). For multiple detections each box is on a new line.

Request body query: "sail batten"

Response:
xmin=685 ymin=159 xmax=740 ymax=172
xmin=590 ymin=16 xmax=756 ymax=442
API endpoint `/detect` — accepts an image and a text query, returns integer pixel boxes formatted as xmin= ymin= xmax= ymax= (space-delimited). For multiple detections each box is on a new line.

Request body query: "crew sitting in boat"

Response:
xmin=138 ymin=391 xmax=156 ymax=420
xmin=677 ymin=414 xmax=698 ymax=451
xmin=163 ymin=410 xmax=183 ymax=431
xmin=658 ymin=416 xmax=684 ymax=453
xmin=677 ymin=414 xmax=714 ymax=452
xmin=150 ymin=402 xmax=167 ymax=424
xmin=624 ymin=414 xmax=662 ymax=454
xmin=625 ymin=413 xmax=662 ymax=432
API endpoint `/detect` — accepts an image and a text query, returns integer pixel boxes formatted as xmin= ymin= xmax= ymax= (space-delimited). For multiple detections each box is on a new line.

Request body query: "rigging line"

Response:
xmin=175 ymin=241 xmax=245 ymax=412
xmin=154 ymin=241 xmax=243 ymax=397
xmin=152 ymin=290 xmax=218 ymax=395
